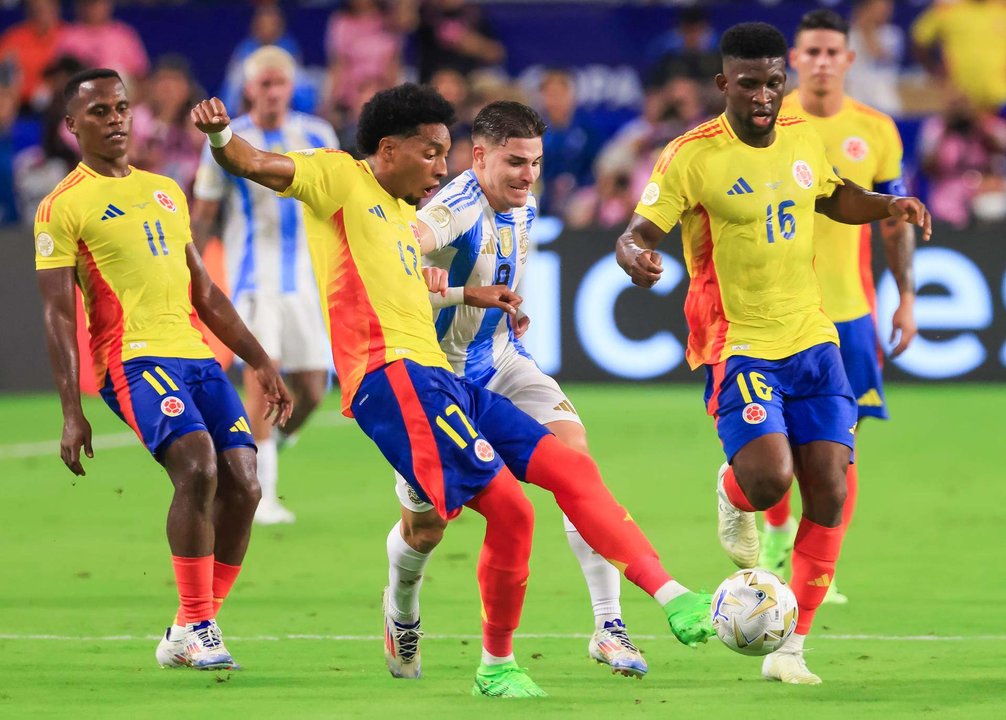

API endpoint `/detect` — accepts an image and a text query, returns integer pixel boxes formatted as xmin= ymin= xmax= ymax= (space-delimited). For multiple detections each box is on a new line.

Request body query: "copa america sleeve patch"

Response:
xmin=35 ymin=232 xmax=55 ymax=257
xmin=640 ymin=182 xmax=660 ymax=206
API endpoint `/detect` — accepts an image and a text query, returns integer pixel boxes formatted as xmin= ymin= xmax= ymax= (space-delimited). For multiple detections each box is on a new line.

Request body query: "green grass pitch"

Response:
xmin=1 ymin=384 xmax=1002 ymax=719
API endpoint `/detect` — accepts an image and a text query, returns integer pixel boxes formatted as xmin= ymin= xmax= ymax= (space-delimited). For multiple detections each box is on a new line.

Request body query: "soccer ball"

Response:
xmin=711 ymin=568 xmax=798 ymax=656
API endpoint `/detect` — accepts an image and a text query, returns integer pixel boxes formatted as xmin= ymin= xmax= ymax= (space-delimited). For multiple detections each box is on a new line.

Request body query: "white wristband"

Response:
xmin=207 ymin=126 xmax=233 ymax=148
xmin=429 ymin=286 xmax=465 ymax=309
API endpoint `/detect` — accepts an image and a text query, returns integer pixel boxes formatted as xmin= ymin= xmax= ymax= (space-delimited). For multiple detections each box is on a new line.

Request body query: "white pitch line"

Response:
xmin=1 ymin=633 xmax=1003 ymax=643
xmin=0 ymin=412 xmax=352 ymax=461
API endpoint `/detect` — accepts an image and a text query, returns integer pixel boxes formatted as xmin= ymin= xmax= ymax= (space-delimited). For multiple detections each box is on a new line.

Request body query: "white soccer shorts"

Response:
xmin=235 ymin=291 xmax=333 ymax=373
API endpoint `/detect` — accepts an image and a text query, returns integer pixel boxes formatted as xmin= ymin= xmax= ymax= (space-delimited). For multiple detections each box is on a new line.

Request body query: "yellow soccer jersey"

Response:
xmin=781 ymin=92 xmax=905 ymax=322
xmin=280 ymin=149 xmax=451 ymax=416
xmin=635 ymin=114 xmax=842 ymax=369
xmin=34 ymin=163 xmax=212 ymax=386
xmin=912 ymin=0 xmax=1006 ymax=109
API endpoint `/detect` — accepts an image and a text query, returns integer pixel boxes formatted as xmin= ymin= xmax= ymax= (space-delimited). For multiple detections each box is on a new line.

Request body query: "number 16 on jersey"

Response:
xmin=765 ymin=200 xmax=796 ymax=244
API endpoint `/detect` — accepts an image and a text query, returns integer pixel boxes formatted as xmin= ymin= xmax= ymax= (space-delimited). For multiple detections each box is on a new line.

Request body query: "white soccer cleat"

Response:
xmin=382 ymin=587 xmax=423 ymax=679
xmin=185 ymin=620 xmax=239 ymax=670
xmin=254 ymin=499 xmax=296 ymax=525
xmin=155 ymin=624 xmax=191 ymax=668
xmin=762 ymin=649 xmax=822 ymax=685
xmin=588 ymin=620 xmax=648 ymax=678
xmin=717 ymin=463 xmax=760 ymax=568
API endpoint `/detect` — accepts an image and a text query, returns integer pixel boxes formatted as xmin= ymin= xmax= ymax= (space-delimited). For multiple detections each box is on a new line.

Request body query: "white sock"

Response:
xmin=654 ymin=580 xmax=689 ymax=606
xmin=257 ymin=437 xmax=279 ymax=504
xmin=167 ymin=623 xmax=188 ymax=641
xmin=781 ymin=632 xmax=807 ymax=654
xmin=386 ymin=521 xmax=431 ymax=624
xmin=562 ymin=514 xmax=622 ymax=627
xmin=481 ymin=648 xmax=515 ymax=666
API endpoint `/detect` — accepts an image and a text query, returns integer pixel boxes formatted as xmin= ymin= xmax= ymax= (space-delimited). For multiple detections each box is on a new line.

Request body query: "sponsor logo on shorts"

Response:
xmin=742 ymin=402 xmax=767 ymax=425
xmin=160 ymin=396 xmax=185 ymax=417
xmin=552 ymin=400 xmax=578 ymax=416
xmin=474 ymin=438 xmax=495 ymax=462
xmin=857 ymin=389 xmax=883 ymax=407
xmin=406 ymin=484 xmax=424 ymax=506
xmin=640 ymin=182 xmax=660 ymax=206
xmin=792 ymin=160 xmax=814 ymax=190
xmin=154 ymin=190 xmax=177 ymax=212
xmin=35 ymin=232 xmax=55 ymax=257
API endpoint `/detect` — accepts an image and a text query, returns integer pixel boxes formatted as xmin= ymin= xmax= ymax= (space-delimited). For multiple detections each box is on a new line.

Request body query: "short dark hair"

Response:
xmin=720 ymin=22 xmax=788 ymax=61
xmin=472 ymin=101 xmax=546 ymax=145
xmin=64 ymin=68 xmax=123 ymax=108
xmin=356 ymin=83 xmax=456 ymax=156
xmin=796 ymin=9 xmax=850 ymax=37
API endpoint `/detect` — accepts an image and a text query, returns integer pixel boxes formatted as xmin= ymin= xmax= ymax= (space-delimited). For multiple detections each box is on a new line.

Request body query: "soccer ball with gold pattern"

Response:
xmin=711 ymin=568 xmax=798 ymax=656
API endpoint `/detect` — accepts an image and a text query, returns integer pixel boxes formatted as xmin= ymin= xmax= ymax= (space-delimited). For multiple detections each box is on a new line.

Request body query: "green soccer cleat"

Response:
xmin=759 ymin=523 xmax=797 ymax=577
xmin=471 ymin=661 xmax=548 ymax=698
xmin=822 ymin=577 xmax=849 ymax=605
xmin=663 ymin=592 xmax=716 ymax=647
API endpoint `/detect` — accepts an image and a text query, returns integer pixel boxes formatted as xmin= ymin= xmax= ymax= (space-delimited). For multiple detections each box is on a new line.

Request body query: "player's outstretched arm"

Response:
xmin=616 ymin=214 xmax=666 ymax=288
xmin=879 ymin=217 xmax=918 ymax=357
xmin=816 ymin=179 xmax=933 ymax=242
xmin=37 ymin=268 xmax=93 ymax=476
xmin=191 ymin=97 xmax=295 ymax=193
xmin=185 ymin=245 xmax=293 ymax=426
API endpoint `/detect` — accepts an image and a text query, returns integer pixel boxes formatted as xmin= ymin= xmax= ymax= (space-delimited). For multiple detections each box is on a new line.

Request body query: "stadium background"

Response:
xmin=1 ymin=2 xmax=1003 ymax=718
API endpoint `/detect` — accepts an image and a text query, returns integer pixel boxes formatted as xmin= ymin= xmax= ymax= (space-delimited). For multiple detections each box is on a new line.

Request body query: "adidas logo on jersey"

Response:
xmin=858 ymin=389 xmax=884 ymax=407
xmin=726 ymin=178 xmax=754 ymax=196
xmin=100 ymin=204 xmax=126 ymax=221
xmin=368 ymin=205 xmax=388 ymax=221
xmin=229 ymin=416 xmax=251 ymax=433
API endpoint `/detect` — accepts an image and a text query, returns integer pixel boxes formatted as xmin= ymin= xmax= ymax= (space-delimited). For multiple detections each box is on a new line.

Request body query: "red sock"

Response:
xmin=722 ymin=465 xmax=756 ymax=512
xmin=212 ymin=561 xmax=242 ymax=617
xmin=171 ymin=554 xmax=215 ymax=625
xmin=465 ymin=469 xmax=534 ymax=658
xmin=764 ymin=488 xmax=792 ymax=528
xmin=790 ymin=519 xmax=844 ymax=634
xmin=841 ymin=464 xmax=858 ymax=531
xmin=526 ymin=435 xmax=671 ymax=597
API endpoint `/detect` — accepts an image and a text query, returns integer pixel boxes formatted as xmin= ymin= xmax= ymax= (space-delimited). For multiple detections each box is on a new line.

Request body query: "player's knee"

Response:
xmin=172 ymin=459 xmax=218 ymax=506
xmin=298 ymin=383 xmax=326 ymax=415
xmin=739 ymin=468 xmax=792 ymax=510
xmin=507 ymin=491 xmax=535 ymax=535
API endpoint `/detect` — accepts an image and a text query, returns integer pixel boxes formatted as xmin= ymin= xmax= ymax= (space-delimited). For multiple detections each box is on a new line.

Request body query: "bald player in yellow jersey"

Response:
xmin=35 ymin=69 xmax=291 ymax=671
xmin=757 ymin=9 xmax=920 ymax=602
xmin=616 ymin=22 xmax=931 ymax=685
xmin=192 ymin=83 xmax=718 ymax=698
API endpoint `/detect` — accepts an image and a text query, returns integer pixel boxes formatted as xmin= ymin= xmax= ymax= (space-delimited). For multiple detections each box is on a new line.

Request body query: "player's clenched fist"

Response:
xmin=191 ymin=97 xmax=231 ymax=134
xmin=624 ymin=248 xmax=663 ymax=288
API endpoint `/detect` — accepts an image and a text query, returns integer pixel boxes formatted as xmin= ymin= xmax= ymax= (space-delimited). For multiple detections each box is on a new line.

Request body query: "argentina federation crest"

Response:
xmin=498 ymin=226 xmax=514 ymax=257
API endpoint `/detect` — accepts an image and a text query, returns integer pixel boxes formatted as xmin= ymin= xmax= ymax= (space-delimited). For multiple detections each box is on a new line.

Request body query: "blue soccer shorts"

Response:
xmin=351 ymin=359 xmax=550 ymax=518
xmin=835 ymin=313 xmax=889 ymax=421
xmin=101 ymin=356 xmax=255 ymax=459
xmin=703 ymin=342 xmax=858 ymax=462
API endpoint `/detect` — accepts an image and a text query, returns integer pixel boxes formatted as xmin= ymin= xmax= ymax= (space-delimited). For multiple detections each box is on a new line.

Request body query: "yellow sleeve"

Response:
xmin=875 ymin=117 xmax=905 ymax=185
xmin=633 ymin=144 xmax=689 ymax=233
xmin=34 ymin=195 xmax=81 ymax=270
xmin=279 ymin=149 xmax=359 ymax=218
xmin=911 ymin=6 xmax=941 ymax=47
xmin=811 ymin=132 xmax=843 ymax=199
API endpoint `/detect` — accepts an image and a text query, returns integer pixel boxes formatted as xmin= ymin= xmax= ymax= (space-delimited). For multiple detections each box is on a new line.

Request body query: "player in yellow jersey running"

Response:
xmin=616 ymin=22 xmax=930 ymax=685
xmin=35 ymin=69 xmax=292 ymax=671
xmin=757 ymin=8 xmax=921 ymax=604
xmin=192 ymin=83 xmax=716 ymax=698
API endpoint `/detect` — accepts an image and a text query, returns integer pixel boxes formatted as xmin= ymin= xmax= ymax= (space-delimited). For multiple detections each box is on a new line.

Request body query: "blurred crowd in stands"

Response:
xmin=3 ymin=0 xmax=1006 ymax=230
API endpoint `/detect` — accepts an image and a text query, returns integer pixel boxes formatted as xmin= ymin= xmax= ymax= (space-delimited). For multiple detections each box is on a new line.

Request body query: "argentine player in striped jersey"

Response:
xmin=618 ymin=23 xmax=930 ymax=684
xmin=757 ymin=10 xmax=920 ymax=603
xmin=191 ymin=46 xmax=338 ymax=525
xmin=382 ymin=101 xmax=647 ymax=680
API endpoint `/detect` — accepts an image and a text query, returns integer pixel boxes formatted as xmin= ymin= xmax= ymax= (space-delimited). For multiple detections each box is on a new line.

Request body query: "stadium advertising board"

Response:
xmin=520 ymin=222 xmax=1006 ymax=383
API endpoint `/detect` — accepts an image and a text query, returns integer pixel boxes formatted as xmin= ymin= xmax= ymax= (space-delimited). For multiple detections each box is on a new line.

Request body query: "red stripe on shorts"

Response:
xmin=385 ymin=361 xmax=448 ymax=519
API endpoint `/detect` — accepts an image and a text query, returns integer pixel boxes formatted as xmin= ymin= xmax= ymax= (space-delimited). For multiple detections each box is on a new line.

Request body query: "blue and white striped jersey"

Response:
xmin=419 ymin=170 xmax=536 ymax=387
xmin=193 ymin=112 xmax=338 ymax=300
